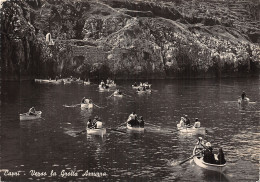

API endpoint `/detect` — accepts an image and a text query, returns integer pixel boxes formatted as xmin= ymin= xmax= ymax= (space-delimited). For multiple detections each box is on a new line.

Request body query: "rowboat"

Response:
xmin=127 ymin=124 xmax=144 ymax=131
xmin=193 ymin=144 xmax=226 ymax=172
xmin=84 ymin=81 xmax=91 ymax=85
xmin=81 ymin=103 xmax=94 ymax=109
xmin=20 ymin=111 xmax=42 ymax=121
xmin=86 ymin=128 xmax=106 ymax=135
xmin=238 ymin=97 xmax=250 ymax=104
xmin=86 ymin=121 xmax=106 ymax=136
xmin=177 ymin=125 xmax=206 ymax=134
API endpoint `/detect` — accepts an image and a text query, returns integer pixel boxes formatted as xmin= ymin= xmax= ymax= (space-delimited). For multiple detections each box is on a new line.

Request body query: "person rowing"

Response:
xmin=127 ymin=112 xmax=138 ymax=126
xmin=184 ymin=114 xmax=191 ymax=127
xmin=203 ymin=142 xmax=216 ymax=164
xmin=28 ymin=107 xmax=36 ymax=116
xmin=81 ymin=97 xmax=90 ymax=104
xmin=199 ymin=139 xmax=226 ymax=165
xmin=193 ymin=118 xmax=201 ymax=128
xmin=241 ymin=91 xmax=246 ymax=99
xmin=87 ymin=119 xmax=93 ymax=128
xmin=177 ymin=117 xmax=185 ymax=128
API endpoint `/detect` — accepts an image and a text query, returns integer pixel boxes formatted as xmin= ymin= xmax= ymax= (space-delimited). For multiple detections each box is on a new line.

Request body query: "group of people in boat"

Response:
xmin=87 ymin=116 xmax=101 ymax=129
xmin=133 ymin=82 xmax=151 ymax=92
xmin=178 ymin=115 xmax=200 ymax=128
xmin=127 ymin=112 xmax=144 ymax=127
xmin=198 ymin=138 xmax=226 ymax=165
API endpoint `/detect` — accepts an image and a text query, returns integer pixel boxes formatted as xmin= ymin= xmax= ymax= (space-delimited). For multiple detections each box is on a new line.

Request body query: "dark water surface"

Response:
xmin=1 ymin=78 xmax=259 ymax=182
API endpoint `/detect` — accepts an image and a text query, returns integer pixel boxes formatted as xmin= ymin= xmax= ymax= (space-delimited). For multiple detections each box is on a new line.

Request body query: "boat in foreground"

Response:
xmin=86 ymin=121 xmax=106 ymax=136
xmin=127 ymin=124 xmax=144 ymax=132
xmin=193 ymin=142 xmax=226 ymax=172
xmin=20 ymin=111 xmax=42 ymax=121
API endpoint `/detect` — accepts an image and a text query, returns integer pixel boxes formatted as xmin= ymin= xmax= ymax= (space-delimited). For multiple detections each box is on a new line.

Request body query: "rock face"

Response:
xmin=1 ymin=0 xmax=260 ymax=80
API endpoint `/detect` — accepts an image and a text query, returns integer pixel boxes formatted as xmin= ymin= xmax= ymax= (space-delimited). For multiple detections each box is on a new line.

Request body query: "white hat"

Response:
xmin=206 ymin=142 xmax=211 ymax=147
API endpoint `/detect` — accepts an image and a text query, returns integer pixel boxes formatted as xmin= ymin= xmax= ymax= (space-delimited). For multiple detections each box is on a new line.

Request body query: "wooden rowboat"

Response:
xmin=86 ymin=121 xmax=106 ymax=136
xmin=127 ymin=124 xmax=144 ymax=131
xmin=193 ymin=144 xmax=226 ymax=172
xmin=20 ymin=111 xmax=42 ymax=121
xmin=81 ymin=103 xmax=93 ymax=109
xmin=177 ymin=125 xmax=206 ymax=134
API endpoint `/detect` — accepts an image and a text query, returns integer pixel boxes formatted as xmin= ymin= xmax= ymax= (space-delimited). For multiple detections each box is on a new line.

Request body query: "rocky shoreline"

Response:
xmin=1 ymin=0 xmax=260 ymax=81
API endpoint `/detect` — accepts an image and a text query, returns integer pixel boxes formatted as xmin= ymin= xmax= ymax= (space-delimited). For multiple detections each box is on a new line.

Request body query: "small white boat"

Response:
xmin=177 ymin=125 xmax=206 ymax=134
xmin=127 ymin=124 xmax=144 ymax=131
xmin=20 ymin=111 xmax=42 ymax=121
xmin=81 ymin=103 xmax=94 ymax=109
xmin=238 ymin=97 xmax=250 ymax=104
xmin=86 ymin=121 xmax=106 ymax=135
xmin=84 ymin=81 xmax=91 ymax=85
xmin=193 ymin=144 xmax=226 ymax=172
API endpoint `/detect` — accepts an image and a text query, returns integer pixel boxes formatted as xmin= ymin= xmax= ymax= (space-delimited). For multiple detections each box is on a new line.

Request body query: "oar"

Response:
xmin=122 ymin=93 xmax=132 ymax=97
xmin=40 ymin=117 xmax=46 ymax=120
xmin=179 ymin=150 xmax=204 ymax=165
xmin=63 ymin=103 xmax=81 ymax=107
xmin=110 ymin=129 xmax=127 ymax=134
xmin=93 ymin=103 xmax=106 ymax=108
xmin=106 ymin=93 xmax=114 ymax=98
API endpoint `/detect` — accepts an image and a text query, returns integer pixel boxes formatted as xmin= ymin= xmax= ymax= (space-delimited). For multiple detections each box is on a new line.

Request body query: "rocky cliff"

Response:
xmin=1 ymin=0 xmax=260 ymax=80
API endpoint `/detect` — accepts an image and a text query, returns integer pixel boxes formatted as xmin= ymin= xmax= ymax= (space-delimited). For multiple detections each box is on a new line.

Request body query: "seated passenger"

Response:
xmin=193 ymin=118 xmax=201 ymax=128
xmin=203 ymin=142 xmax=216 ymax=164
xmin=216 ymin=148 xmax=226 ymax=164
xmin=87 ymin=119 xmax=93 ymax=128
xmin=184 ymin=114 xmax=191 ymax=126
xmin=139 ymin=116 xmax=144 ymax=127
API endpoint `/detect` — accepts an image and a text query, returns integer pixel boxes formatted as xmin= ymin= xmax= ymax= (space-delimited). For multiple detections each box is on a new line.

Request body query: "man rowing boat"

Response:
xmin=28 ymin=107 xmax=36 ymax=116
xmin=198 ymin=138 xmax=226 ymax=165
xmin=241 ymin=91 xmax=246 ymax=99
